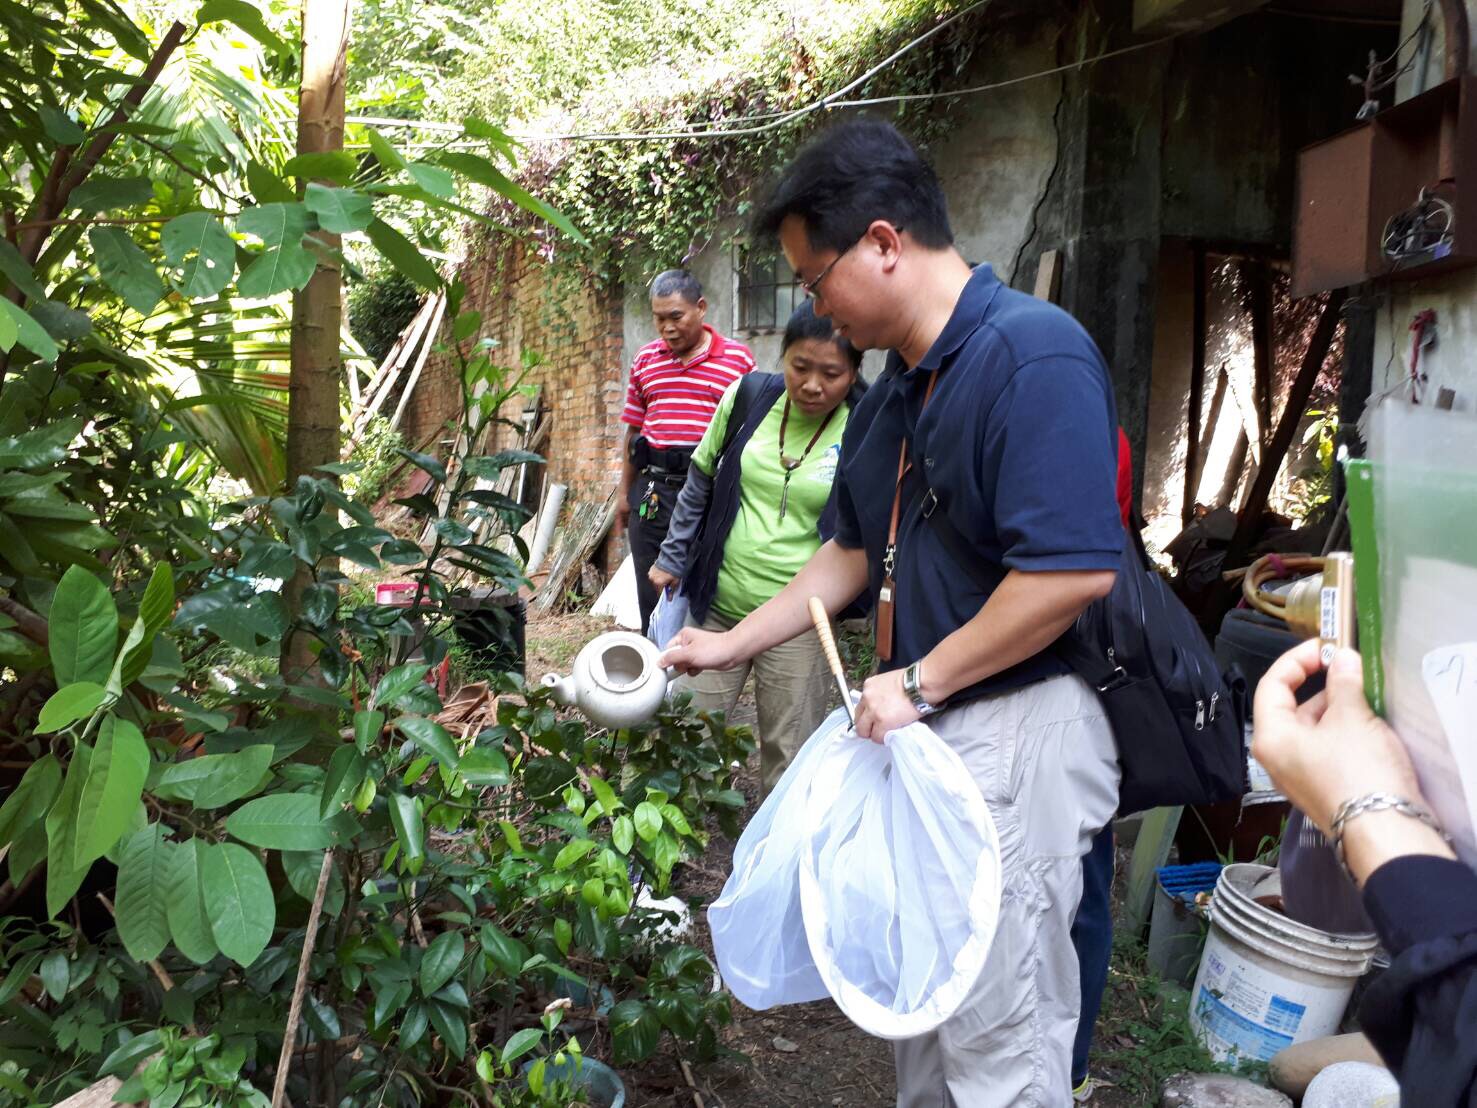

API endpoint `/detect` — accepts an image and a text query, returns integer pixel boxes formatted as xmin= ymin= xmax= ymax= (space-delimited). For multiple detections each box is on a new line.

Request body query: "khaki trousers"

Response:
xmin=894 ymin=673 xmax=1120 ymax=1108
xmin=676 ymin=609 xmax=833 ymax=796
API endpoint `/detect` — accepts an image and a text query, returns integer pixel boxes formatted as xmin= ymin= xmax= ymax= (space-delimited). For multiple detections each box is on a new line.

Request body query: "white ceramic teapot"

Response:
xmin=540 ymin=630 xmax=678 ymax=729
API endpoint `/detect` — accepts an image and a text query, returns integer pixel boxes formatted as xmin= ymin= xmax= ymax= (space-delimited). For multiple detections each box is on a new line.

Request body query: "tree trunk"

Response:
xmin=282 ymin=0 xmax=350 ymax=680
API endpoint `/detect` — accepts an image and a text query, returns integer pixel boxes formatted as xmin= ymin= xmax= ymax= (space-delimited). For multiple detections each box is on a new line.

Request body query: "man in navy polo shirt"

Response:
xmin=663 ymin=120 xmax=1125 ymax=1106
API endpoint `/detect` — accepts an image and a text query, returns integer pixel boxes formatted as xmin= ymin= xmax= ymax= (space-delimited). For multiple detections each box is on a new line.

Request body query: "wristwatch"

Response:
xmin=902 ymin=661 xmax=939 ymax=716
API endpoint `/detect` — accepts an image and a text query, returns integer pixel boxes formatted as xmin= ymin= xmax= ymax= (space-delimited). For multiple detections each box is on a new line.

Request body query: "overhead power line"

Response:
xmin=348 ymin=25 xmax=1182 ymax=147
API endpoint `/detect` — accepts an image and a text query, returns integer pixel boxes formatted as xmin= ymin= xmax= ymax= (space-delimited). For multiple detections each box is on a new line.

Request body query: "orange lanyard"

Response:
xmin=875 ymin=370 xmax=938 ymax=662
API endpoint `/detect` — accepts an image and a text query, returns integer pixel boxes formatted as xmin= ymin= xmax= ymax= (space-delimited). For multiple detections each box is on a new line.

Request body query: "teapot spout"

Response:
xmin=541 ymin=672 xmax=575 ymax=706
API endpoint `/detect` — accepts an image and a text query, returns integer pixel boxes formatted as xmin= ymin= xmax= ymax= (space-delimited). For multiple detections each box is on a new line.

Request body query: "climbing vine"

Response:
xmin=478 ymin=0 xmax=992 ymax=292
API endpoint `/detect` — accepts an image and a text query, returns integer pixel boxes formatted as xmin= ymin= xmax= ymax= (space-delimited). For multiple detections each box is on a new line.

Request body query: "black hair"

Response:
xmin=753 ymin=119 xmax=953 ymax=254
xmin=781 ymin=301 xmax=868 ymax=408
xmin=648 ymin=269 xmax=703 ymax=303
xmin=781 ymin=300 xmax=862 ymax=370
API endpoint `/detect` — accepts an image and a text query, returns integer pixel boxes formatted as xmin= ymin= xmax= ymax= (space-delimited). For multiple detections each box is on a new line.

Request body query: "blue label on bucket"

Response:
xmin=1265 ymin=994 xmax=1307 ymax=1035
xmin=1195 ymin=987 xmax=1300 ymax=1060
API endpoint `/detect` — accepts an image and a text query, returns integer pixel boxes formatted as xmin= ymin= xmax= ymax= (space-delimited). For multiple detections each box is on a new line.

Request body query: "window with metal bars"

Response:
xmin=736 ymin=248 xmax=802 ymax=333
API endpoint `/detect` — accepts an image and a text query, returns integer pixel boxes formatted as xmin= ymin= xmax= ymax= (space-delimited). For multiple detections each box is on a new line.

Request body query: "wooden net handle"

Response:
xmin=808 ymin=597 xmax=845 ymax=679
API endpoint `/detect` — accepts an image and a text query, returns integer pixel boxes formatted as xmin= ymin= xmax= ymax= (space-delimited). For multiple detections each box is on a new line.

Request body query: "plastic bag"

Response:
xmin=709 ymin=705 xmax=1001 ymax=1039
xmin=646 ymin=587 xmax=689 ymax=648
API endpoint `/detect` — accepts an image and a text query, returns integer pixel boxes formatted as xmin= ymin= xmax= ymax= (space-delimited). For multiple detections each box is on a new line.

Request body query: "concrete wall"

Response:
xmin=620 ymin=12 xmax=1065 ymax=385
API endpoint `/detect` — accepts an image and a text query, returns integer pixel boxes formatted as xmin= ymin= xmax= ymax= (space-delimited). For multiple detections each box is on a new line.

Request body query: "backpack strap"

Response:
xmin=717 ymin=373 xmax=771 ymax=462
xmin=916 ymin=480 xmax=1131 ymax=693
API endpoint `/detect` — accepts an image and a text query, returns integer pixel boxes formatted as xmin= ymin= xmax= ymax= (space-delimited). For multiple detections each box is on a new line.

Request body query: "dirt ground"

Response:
xmin=523 ymin=607 xmax=1160 ymax=1108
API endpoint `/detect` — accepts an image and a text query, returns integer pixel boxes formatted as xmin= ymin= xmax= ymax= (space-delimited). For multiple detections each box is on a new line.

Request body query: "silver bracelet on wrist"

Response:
xmin=1328 ymin=792 xmax=1452 ymax=879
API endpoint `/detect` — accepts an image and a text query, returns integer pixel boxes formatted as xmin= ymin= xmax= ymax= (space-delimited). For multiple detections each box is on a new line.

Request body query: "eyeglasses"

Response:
xmin=799 ymin=239 xmax=860 ymax=301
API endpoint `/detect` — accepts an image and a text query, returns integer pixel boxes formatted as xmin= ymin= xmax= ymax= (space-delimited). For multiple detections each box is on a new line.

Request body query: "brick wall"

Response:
xmin=399 ymin=234 xmax=628 ymax=572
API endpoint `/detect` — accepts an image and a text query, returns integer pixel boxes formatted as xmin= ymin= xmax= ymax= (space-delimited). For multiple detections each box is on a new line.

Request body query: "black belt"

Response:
xmin=641 ymin=468 xmax=688 ymax=488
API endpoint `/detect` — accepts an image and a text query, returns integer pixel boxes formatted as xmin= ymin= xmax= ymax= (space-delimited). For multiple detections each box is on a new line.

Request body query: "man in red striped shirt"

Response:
xmin=616 ymin=270 xmax=755 ymax=630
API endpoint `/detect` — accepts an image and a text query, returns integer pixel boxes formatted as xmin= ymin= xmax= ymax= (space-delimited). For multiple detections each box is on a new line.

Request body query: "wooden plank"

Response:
xmin=51 ymin=1076 xmax=123 ymax=1107
xmin=1032 ymin=249 xmax=1063 ymax=304
xmin=1123 ymin=805 xmax=1183 ymax=937
xmin=1183 ymin=243 xmax=1207 ymax=526
xmin=389 ymin=291 xmax=449 ymax=432
xmin=531 ymin=492 xmax=616 ymax=613
xmin=354 ymin=289 xmax=441 ymax=435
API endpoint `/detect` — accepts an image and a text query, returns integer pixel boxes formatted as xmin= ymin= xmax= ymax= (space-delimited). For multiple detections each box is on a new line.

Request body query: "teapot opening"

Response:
xmin=596 ymin=643 xmax=648 ymax=690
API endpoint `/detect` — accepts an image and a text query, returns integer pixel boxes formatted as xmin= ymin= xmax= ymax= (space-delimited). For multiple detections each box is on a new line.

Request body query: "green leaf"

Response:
xmin=367 ymin=130 xmax=408 ymax=172
xmin=371 ymin=972 xmax=413 ymax=1029
xmin=388 ymin=793 xmax=424 ymax=865
xmin=479 ymin=923 xmax=527 ymax=977
xmin=76 ymin=716 xmax=150 ymax=865
xmin=282 ymin=150 xmax=359 ymax=185
xmin=611 ymin=815 xmax=634 ymax=855
xmin=39 ymin=950 xmax=68 ymax=1002
xmin=434 ymin=152 xmax=586 ymax=244
xmin=305 ymin=183 xmax=373 ymax=233
xmin=0 ymin=303 xmax=15 ymax=353
xmin=282 ymin=850 xmax=345 ymax=915
xmin=238 ymin=244 xmax=316 ymax=297
xmin=633 ymin=802 xmax=662 ymax=843
xmin=374 ymin=662 xmax=429 ymax=709
xmin=353 ymin=708 xmax=384 ymax=754
xmin=0 ymin=300 xmax=59 ymax=361
xmin=419 ymin=931 xmax=464 ymax=997
xmin=247 ymin=159 xmax=295 ymax=204
xmin=161 ymin=212 xmax=235 ymax=299
xmin=500 ymin=1027 xmax=544 ymax=1066
xmin=554 ymin=838 xmax=596 ymax=871
xmin=114 ymin=824 xmax=173 ymax=962
xmin=36 ymin=681 xmax=107 ymax=734
xmin=0 ymin=239 xmax=46 ymax=300
xmin=401 ymin=1003 xmax=429 ymax=1049
xmin=321 ymin=744 xmax=366 ymax=817
xmin=165 ymin=838 xmax=218 ymax=965
xmin=226 ymin=793 xmax=343 ymax=850
xmin=120 ymin=564 xmax=173 ymax=688
xmin=365 ymin=218 xmax=440 ymax=290
xmin=89 ymin=227 xmax=163 ymax=315
xmin=0 ymin=754 xmax=61 ymax=846
xmin=237 ymin=203 xmax=309 ymax=247
xmin=588 ymin=774 xmax=622 ymax=816
xmin=46 ymin=745 xmax=90 ymax=917
xmin=70 ymin=176 xmax=156 ymax=214
xmin=407 ymin=163 xmax=455 ymax=198
xmin=457 ymin=747 xmax=510 ymax=788
xmin=396 ymin=717 xmax=459 ymax=770
xmin=553 ymin=917 xmax=572 ymax=955
xmin=397 ymin=448 xmax=447 ymax=483
xmin=659 ymin=803 xmax=693 ymax=837
xmin=196 ymin=0 xmax=292 ymax=58
xmin=202 ymin=842 xmax=274 ymax=966
xmin=609 ymin=998 xmax=661 ymax=1064
xmin=153 ymin=744 xmax=273 ymax=808
xmin=0 ymin=951 xmax=42 ymax=1006
xmin=104 ymin=617 xmax=146 ymax=699
xmin=49 ymin=566 xmax=118 ymax=687
xmin=452 ymin=309 xmax=481 ymax=342
xmin=428 ymin=999 xmax=469 ymax=1059
xmin=98 ymin=1030 xmax=165 ymax=1078
xmin=39 ymin=105 xmax=85 ymax=145
xmin=0 ymin=418 xmax=80 ymax=469
xmin=31 ymin=298 xmax=91 ymax=342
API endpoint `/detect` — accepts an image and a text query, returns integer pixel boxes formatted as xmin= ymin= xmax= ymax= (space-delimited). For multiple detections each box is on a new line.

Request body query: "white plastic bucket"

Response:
xmin=1189 ymin=863 xmax=1378 ymax=1064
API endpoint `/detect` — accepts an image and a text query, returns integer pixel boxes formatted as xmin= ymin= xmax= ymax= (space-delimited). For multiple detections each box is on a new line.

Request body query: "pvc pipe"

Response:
xmin=526 ymin=482 xmax=566 ymax=576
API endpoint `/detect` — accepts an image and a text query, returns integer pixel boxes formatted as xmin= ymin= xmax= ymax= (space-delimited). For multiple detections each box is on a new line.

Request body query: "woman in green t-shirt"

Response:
xmin=649 ymin=302 xmax=864 ymax=794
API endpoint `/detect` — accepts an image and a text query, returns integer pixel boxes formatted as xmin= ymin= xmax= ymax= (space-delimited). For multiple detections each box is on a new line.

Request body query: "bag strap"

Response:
xmin=916 ymin=480 xmax=1131 ymax=692
xmin=717 ymin=373 xmax=769 ymax=462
